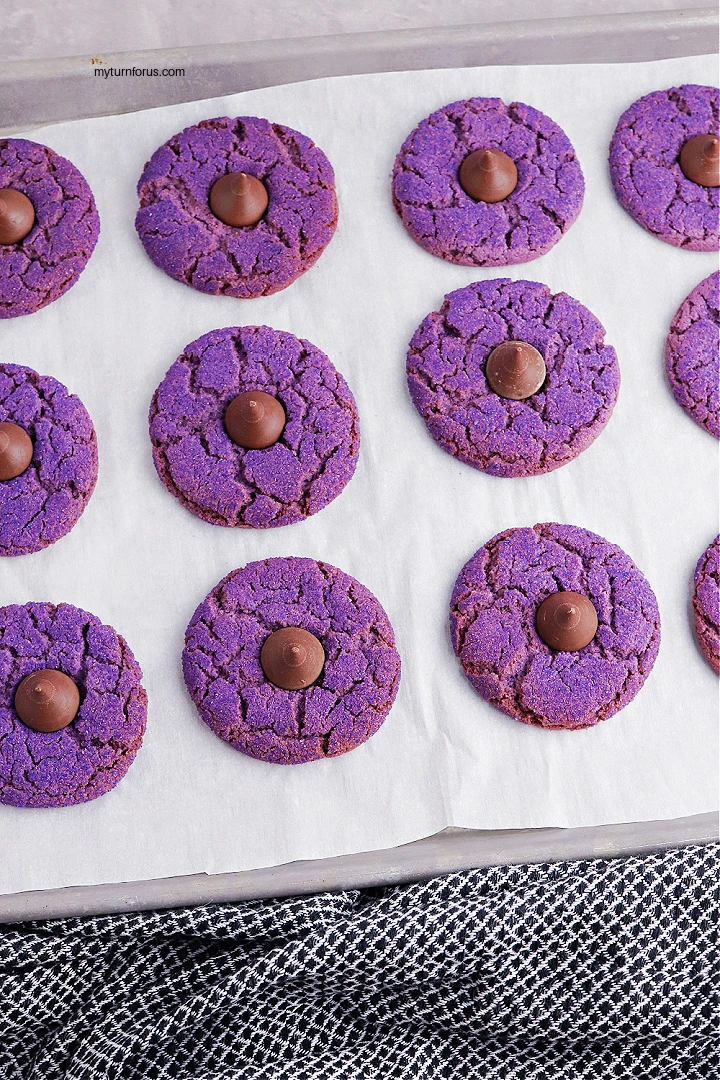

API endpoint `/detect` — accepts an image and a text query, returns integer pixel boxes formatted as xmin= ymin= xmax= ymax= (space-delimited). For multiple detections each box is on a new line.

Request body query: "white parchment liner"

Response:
xmin=0 ymin=54 xmax=717 ymax=893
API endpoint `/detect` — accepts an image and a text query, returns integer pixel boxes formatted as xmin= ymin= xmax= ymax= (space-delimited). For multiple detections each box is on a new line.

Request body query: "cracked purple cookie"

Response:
xmin=0 ymin=364 xmax=98 ymax=556
xmin=135 ymin=116 xmax=338 ymax=298
xmin=450 ymin=523 xmax=661 ymax=730
xmin=149 ymin=325 xmax=359 ymax=528
xmin=391 ymin=97 xmax=584 ymax=266
xmin=183 ymin=557 xmax=402 ymax=764
xmin=0 ymin=138 xmax=100 ymax=318
xmin=0 ymin=602 xmax=147 ymax=808
xmin=693 ymin=536 xmax=720 ymax=675
xmin=665 ymin=272 xmax=719 ymax=438
xmin=609 ymin=85 xmax=719 ymax=251
xmin=407 ymin=278 xmax=620 ymax=478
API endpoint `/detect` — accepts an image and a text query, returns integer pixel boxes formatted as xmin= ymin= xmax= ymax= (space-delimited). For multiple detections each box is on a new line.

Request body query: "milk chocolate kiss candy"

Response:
xmin=15 ymin=669 xmax=80 ymax=732
xmin=486 ymin=341 xmax=546 ymax=400
xmin=459 ymin=148 xmax=518 ymax=203
xmin=0 ymin=422 xmax=33 ymax=480
xmin=260 ymin=627 xmax=325 ymax=690
xmin=679 ymin=134 xmax=720 ymax=187
xmin=209 ymin=172 xmax=269 ymax=226
xmin=224 ymin=391 xmax=286 ymax=449
xmin=0 ymin=188 xmax=35 ymax=244
xmin=535 ymin=591 xmax=598 ymax=652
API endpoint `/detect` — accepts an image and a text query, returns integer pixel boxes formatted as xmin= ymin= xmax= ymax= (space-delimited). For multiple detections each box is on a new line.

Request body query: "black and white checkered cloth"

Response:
xmin=1 ymin=843 xmax=717 ymax=1079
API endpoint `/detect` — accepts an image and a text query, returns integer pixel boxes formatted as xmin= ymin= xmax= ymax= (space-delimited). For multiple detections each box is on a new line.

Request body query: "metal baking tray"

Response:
xmin=0 ymin=7 xmax=717 ymax=135
xmin=0 ymin=9 xmax=717 ymax=923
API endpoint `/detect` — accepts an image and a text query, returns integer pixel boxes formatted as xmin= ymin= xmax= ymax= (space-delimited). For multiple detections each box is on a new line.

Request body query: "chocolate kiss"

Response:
xmin=209 ymin=172 xmax=269 ymax=226
xmin=14 ymin=669 xmax=80 ymax=732
xmin=260 ymin=627 xmax=325 ymax=690
xmin=0 ymin=421 xmax=33 ymax=481
xmin=485 ymin=341 xmax=546 ymax=400
xmin=679 ymin=134 xmax=720 ymax=187
xmin=459 ymin=148 xmax=518 ymax=203
xmin=224 ymin=391 xmax=286 ymax=449
xmin=0 ymin=188 xmax=35 ymax=244
xmin=535 ymin=591 xmax=598 ymax=652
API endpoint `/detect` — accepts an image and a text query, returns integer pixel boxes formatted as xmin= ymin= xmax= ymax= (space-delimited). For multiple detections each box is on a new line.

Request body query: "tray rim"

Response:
xmin=1 ymin=812 xmax=716 ymax=924
xmin=0 ymin=11 xmax=717 ymax=919
xmin=0 ymin=7 xmax=717 ymax=135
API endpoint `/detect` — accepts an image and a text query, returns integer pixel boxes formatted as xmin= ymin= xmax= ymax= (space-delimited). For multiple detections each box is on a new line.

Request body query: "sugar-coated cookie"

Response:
xmin=666 ymin=272 xmax=719 ymax=437
xmin=693 ymin=536 xmax=720 ymax=674
xmin=136 ymin=116 xmax=338 ymax=297
xmin=149 ymin=326 xmax=359 ymax=528
xmin=0 ymin=603 xmax=147 ymax=808
xmin=183 ymin=557 xmax=401 ymax=763
xmin=392 ymin=97 xmax=584 ymax=265
xmin=609 ymin=85 xmax=719 ymax=250
xmin=406 ymin=279 xmax=619 ymax=477
xmin=0 ymin=138 xmax=100 ymax=318
xmin=450 ymin=523 xmax=660 ymax=729
xmin=0 ymin=364 xmax=97 ymax=556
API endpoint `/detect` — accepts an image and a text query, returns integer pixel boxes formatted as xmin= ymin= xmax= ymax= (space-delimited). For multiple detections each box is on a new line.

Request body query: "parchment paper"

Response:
xmin=0 ymin=54 xmax=717 ymax=895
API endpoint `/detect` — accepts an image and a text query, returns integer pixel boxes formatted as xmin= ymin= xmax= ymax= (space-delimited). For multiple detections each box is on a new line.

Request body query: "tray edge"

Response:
xmin=0 ymin=8 xmax=717 ymax=135
xmin=1 ymin=811 xmax=716 ymax=924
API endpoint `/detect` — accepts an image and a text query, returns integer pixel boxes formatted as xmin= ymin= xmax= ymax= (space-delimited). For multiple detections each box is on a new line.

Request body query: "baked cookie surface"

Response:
xmin=0 ymin=364 xmax=98 ymax=556
xmin=406 ymin=278 xmax=620 ymax=478
xmin=693 ymin=536 xmax=720 ymax=675
xmin=183 ymin=557 xmax=402 ymax=764
xmin=0 ymin=138 xmax=100 ymax=318
xmin=149 ymin=325 xmax=359 ymax=528
xmin=450 ymin=523 xmax=660 ymax=729
xmin=609 ymin=84 xmax=719 ymax=251
xmin=0 ymin=603 xmax=147 ymax=808
xmin=666 ymin=272 xmax=719 ymax=438
xmin=135 ymin=116 xmax=338 ymax=298
xmin=391 ymin=97 xmax=584 ymax=266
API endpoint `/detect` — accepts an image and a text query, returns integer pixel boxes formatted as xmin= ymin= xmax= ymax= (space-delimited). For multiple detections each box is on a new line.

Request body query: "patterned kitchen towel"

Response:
xmin=1 ymin=842 xmax=717 ymax=1079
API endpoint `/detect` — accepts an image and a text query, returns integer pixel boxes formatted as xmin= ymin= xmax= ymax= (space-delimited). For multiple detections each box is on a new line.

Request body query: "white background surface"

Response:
xmin=0 ymin=54 xmax=717 ymax=894
xmin=1 ymin=1 xmax=711 ymax=63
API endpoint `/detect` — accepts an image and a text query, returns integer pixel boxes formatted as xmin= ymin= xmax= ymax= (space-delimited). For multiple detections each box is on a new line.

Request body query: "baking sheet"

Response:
xmin=0 ymin=54 xmax=717 ymax=895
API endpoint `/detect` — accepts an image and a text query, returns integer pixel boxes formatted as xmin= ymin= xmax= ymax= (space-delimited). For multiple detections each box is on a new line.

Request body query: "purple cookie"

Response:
xmin=0 ymin=138 xmax=100 ymax=318
xmin=0 ymin=364 xmax=98 ymax=556
xmin=0 ymin=603 xmax=147 ymax=808
xmin=693 ymin=536 xmax=720 ymax=675
xmin=665 ymin=272 xmax=719 ymax=438
xmin=183 ymin=557 xmax=401 ymax=764
xmin=407 ymin=279 xmax=620 ymax=478
xmin=135 ymin=116 xmax=338 ymax=298
xmin=391 ymin=97 xmax=584 ymax=266
xmin=609 ymin=85 xmax=719 ymax=251
xmin=450 ymin=523 xmax=661 ymax=729
xmin=150 ymin=325 xmax=359 ymax=529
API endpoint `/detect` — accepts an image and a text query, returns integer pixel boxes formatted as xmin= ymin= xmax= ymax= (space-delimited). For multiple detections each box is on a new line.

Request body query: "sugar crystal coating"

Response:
xmin=0 ymin=603 xmax=147 ymax=807
xmin=0 ymin=138 xmax=100 ymax=318
xmin=0 ymin=364 xmax=97 ymax=556
xmin=392 ymin=97 xmax=584 ymax=266
xmin=609 ymin=84 xmax=719 ymax=251
xmin=665 ymin=271 xmax=719 ymax=438
xmin=135 ymin=116 xmax=338 ymax=298
xmin=450 ymin=523 xmax=660 ymax=729
xmin=183 ymin=557 xmax=401 ymax=763
xmin=693 ymin=536 xmax=720 ymax=675
xmin=149 ymin=326 xmax=359 ymax=528
xmin=406 ymin=279 xmax=620 ymax=477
